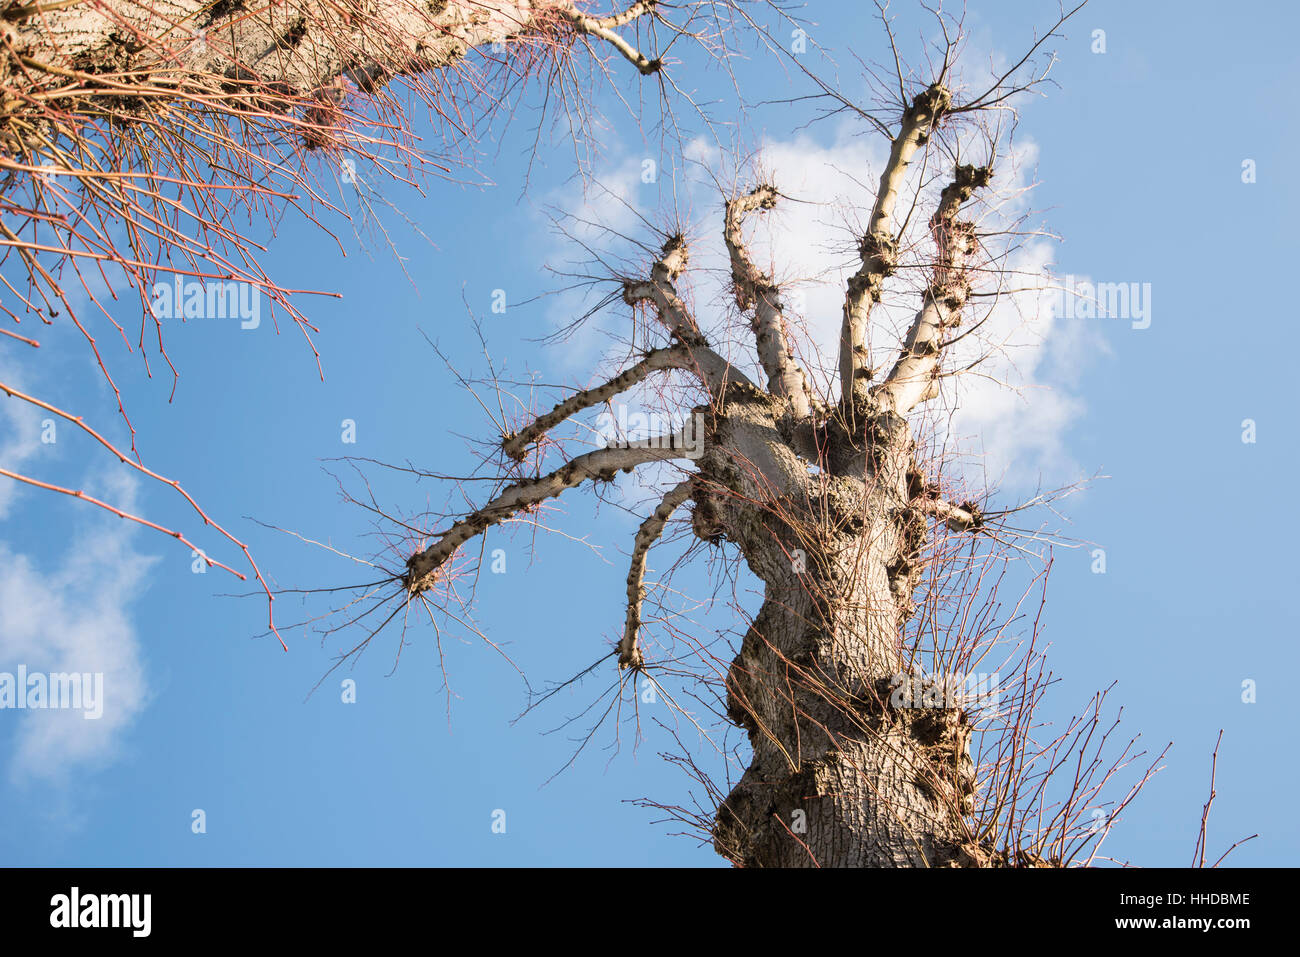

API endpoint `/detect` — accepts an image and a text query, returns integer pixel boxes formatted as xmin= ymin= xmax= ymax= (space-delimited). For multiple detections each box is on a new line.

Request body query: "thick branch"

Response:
xmin=623 ymin=234 xmax=697 ymax=338
xmin=618 ymin=478 xmax=694 ymax=669
xmin=405 ymin=435 xmax=694 ymax=593
xmin=723 ymin=185 xmax=812 ymax=416
xmin=9 ymin=1 xmax=662 ymax=137
xmin=872 ymin=163 xmax=992 ymax=416
xmin=559 ymin=0 xmax=662 ymax=75
xmin=839 ymin=83 xmax=952 ymax=406
xmin=914 ymin=496 xmax=983 ymax=532
xmin=623 ymin=234 xmax=754 ymax=395
xmin=502 ymin=345 xmax=701 ymax=461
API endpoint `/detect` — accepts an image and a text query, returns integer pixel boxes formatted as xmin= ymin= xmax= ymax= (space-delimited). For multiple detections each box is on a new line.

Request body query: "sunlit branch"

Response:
xmin=723 ymin=184 xmax=812 ymax=415
xmin=618 ymin=477 xmax=694 ymax=669
xmin=872 ymin=163 xmax=992 ymax=415
xmin=839 ymin=83 xmax=951 ymax=406
xmin=404 ymin=433 xmax=697 ymax=593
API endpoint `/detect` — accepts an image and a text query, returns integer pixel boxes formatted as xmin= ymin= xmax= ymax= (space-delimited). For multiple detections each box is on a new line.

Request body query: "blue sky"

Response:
xmin=1 ymin=0 xmax=1296 ymax=866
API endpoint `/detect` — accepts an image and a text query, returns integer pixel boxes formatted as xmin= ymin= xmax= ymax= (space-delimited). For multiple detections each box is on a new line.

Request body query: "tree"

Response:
xmin=0 ymin=0 xmax=733 ymax=640
xmin=2 ymin=1 xmax=1248 ymax=870
xmin=295 ymin=3 xmax=1206 ymax=868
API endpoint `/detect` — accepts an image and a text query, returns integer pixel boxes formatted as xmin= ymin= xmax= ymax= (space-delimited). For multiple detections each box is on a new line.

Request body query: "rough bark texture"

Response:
xmin=0 ymin=0 xmax=655 ymax=157
xmin=697 ymin=385 xmax=979 ymax=867
xmin=9 ymin=0 xmax=577 ymax=91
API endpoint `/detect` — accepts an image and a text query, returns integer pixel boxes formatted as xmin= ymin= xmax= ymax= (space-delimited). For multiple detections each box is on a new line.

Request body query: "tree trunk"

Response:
xmin=9 ymin=1 xmax=565 ymax=95
xmin=701 ymin=388 xmax=978 ymax=867
xmin=1 ymin=0 xmax=656 ymax=157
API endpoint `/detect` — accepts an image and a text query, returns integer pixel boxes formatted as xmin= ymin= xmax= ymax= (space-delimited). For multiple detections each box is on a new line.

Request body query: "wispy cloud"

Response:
xmin=0 ymin=469 xmax=155 ymax=784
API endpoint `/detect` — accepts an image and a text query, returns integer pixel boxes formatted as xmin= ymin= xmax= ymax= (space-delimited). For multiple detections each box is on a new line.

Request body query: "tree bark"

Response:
xmin=1 ymin=0 xmax=658 ymax=157
xmin=701 ymin=388 xmax=978 ymax=867
xmin=7 ymin=0 xmax=605 ymax=90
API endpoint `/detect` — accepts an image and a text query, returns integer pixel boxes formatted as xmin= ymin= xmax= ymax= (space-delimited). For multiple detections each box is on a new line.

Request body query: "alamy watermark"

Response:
xmin=595 ymin=407 xmax=706 ymax=460
xmin=150 ymin=276 xmax=261 ymax=329
xmin=1058 ymin=274 xmax=1151 ymax=329
xmin=50 ymin=887 xmax=150 ymax=937
xmin=0 ymin=665 xmax=104 ymax=719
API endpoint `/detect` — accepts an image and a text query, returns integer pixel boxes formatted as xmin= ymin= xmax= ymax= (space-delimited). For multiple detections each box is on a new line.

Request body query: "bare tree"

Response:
xmin=5 ymin=2 xmax=1246 ymax=869
xmin=279 ymin=4 xmax=1224 ymax=868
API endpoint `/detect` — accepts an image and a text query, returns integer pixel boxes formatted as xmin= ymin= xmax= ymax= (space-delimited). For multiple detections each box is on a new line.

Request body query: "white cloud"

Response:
xmin=0 ymin=469 xmax=155 ymax=783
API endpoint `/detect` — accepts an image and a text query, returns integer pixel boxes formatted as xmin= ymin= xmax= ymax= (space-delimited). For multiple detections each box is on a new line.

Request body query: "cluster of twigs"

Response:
xmin=0 ymin=0 xmax=718 ymax=641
